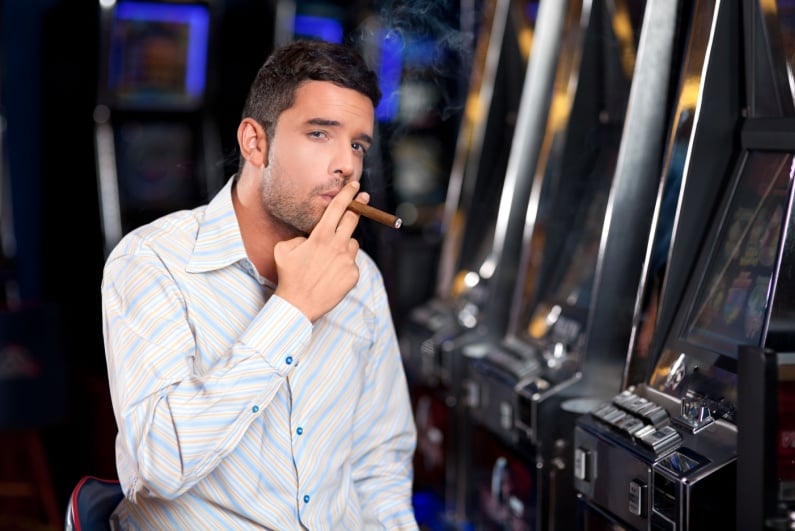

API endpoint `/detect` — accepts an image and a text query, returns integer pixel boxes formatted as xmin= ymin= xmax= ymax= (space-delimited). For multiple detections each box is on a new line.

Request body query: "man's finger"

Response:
xmin=313 ymin=181 xmax=360 ymax=238
xmin=335 ymin=193 xmax=369 ymax=237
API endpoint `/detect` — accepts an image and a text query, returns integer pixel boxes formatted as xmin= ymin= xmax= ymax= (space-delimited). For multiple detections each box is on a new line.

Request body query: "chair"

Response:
xmin=64 ymin=475 xmax=124 ymax=531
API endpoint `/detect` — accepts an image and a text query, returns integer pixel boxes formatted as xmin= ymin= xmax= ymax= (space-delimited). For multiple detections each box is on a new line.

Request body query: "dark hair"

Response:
xmin=241 ymin=39 xmax=382 ymax=144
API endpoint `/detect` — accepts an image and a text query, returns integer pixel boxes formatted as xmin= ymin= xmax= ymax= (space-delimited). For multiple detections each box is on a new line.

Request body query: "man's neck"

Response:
xmin=231 ymin=176 xmax=279 ymax=282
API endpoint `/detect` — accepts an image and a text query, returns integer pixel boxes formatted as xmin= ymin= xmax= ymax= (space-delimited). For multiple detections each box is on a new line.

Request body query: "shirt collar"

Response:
xmin=186 ymin=176 xmax=248 ymax=273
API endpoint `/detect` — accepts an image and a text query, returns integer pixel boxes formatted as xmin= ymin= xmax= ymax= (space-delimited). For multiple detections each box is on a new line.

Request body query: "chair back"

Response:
xmin=64 ymin=475 xmax=124 ymax=531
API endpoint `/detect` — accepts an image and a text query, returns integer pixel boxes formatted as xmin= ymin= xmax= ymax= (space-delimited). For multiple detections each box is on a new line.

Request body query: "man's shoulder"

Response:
xmin=352 ymin=250 xmax=389 ymax=300
xmin=355 ymin=248 xmax=381 ymax=277
xmin=108 ymin=206 xmax=207 ymax=260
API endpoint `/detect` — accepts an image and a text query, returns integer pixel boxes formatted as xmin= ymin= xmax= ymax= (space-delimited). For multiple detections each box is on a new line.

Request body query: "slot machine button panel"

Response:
xmin=590 ymin=393 xmax=682 ymax=456
xmin=591 ymin=404 xmax=620 ymax=423
xmin=637 ymin=405 xmax=670 ymax=429
xmin=612 ymin=391 xmax=670 ymax=428
xmin=637 ymin=425 xmax=682 ymax=455
xmin=614 ymin=415 xmax=646 ymax=437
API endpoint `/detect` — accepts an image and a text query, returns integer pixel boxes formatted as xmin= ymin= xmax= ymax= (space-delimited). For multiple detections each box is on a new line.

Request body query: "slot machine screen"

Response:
xmin=114 ymin=121 xmax=200 ymax=232
xmin=682 ymin=151 xmax=790 ymax=357
xmin=651 ymin=150 xmax=792 ymax=415
xmin=106 ymin=1 xmax=210 ymax=109
xmin=516 ymin=129 xmax=621 ymax=352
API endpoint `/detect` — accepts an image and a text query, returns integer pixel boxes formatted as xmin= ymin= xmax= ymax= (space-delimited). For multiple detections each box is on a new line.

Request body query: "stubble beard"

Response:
xmin=260 ymin=163 xmax=320 ymax=237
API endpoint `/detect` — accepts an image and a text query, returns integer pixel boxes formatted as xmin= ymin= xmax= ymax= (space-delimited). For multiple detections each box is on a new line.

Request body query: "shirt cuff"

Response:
xmin=239 ymin=295 xmax=311 ymax=375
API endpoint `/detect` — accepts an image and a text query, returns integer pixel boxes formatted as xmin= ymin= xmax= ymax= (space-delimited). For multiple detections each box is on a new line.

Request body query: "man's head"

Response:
xmin=241 ymin=39 xmax=382 ymax=147
xmin=234 ymin=40 xmax=381 ymax=237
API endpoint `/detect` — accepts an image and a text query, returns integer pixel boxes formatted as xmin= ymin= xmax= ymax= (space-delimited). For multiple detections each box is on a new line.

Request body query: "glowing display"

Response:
xmin=107 ymin=1 xmax=210 ymax=109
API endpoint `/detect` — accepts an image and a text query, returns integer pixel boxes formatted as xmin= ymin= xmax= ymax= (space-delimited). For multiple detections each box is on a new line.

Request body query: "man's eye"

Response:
xmin=353 ymin=142 xmax=368 ymax=154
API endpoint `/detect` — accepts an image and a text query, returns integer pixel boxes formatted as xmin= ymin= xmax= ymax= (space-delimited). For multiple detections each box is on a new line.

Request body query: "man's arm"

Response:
xmin=349 ymin=263 xmax=419 ymax=529
xmin=102 ymin=249 xmax=310 ymax=500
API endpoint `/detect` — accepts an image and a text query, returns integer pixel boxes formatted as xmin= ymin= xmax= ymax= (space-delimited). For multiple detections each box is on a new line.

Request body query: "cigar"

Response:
xmin=347 ymin=200 xmax=402 ymax=229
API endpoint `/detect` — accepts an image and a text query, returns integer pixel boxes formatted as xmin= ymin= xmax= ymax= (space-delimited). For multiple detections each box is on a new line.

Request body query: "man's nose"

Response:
xmin=330 ymin=144 xmax=356 ymax=179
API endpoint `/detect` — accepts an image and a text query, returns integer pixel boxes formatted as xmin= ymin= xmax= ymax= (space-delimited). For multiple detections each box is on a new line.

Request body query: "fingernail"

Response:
xmin=350 ymin=181 xmax=360 ymax=190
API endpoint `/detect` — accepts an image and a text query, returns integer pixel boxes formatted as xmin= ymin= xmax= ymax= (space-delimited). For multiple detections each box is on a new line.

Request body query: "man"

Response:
xmin=102 ymin=39 xmax=418 ymax=529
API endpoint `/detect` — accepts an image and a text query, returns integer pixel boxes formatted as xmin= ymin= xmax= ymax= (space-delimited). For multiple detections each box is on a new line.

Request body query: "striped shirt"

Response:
xmin=102 ymin=177 xmax=418 ymax=530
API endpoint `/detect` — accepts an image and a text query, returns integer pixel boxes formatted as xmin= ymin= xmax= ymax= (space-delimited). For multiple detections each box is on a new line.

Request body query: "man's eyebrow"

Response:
xmin=307 ymin=118 xmax=373 ymax=146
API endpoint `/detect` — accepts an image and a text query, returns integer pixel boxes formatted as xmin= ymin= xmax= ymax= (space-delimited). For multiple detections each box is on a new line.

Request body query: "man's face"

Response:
xmin=260 ymin=80 xmax=375 ymax=235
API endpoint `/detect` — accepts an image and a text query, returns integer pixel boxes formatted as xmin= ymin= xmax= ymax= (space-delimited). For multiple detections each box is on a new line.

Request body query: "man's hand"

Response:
xmin=273 ymin=181 xmax=366 ymax=322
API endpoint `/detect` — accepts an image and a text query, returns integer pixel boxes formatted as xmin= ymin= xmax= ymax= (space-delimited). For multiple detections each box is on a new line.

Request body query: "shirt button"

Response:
xmin=252 ymin=405 xmax=259 ymax=413
xmin=303 ymin=494 xmax=310 ymax=503
xmin=296 ymin=427 xmax=303 ymax=435
xmin=285 ymin=356 xmax=293 ymax=365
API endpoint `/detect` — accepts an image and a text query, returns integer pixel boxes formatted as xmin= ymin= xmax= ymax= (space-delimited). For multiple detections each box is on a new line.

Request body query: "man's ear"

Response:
xmin=237 ymin=118 xmax=268 ymax=167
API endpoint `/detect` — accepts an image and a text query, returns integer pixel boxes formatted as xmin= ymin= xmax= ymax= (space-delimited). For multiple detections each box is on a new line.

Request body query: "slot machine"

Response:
xmin=574 ymin=0 xmax=795 ymax=529
xmin=400 ymin=0 xmax=531 ymax=392
xmin=395 ymin=0 xmax=536 ymax=524
xmin=94 ymin=0 xmax=222 ymax=255
xmin=455 ymin=0 xmax=687 ymax=528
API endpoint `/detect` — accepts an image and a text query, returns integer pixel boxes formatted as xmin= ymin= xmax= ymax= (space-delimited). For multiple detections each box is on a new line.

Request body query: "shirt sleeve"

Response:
xmin=102 ymin=250 xmax=311 ymax=500
xmin=350 ymin=265 xmax=419 ymax=529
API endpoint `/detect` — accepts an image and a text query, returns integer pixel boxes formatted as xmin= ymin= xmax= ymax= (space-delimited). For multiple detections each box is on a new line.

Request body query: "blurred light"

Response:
xmin=463 ymin=271 xmax=479 ymax=288
xmin=293 ymin=15 xmax=343 ymax=44
xmin=376 ymin=31 xmax=403 ymax=122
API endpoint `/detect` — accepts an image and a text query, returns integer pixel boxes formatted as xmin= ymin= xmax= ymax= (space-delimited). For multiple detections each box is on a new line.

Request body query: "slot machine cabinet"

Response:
xmin=458 ymin=0 xmax=684 ymax=528
xmin=620 ymin=0 xmax=739 ymax=392
xmin=574 ymin=1 xmax=795 ymax=529
xmin=396 ymin=0 xmax=537 ymax=524
xmin=400 ymin=0 xmax=529 ymax=390
xmin=453 ymin=0 xmax=595 ymax=526
xmin=776 ymin=358 xmax=795 ymax=523
xmin=94 ymin=0 xmax=222 ymax=255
